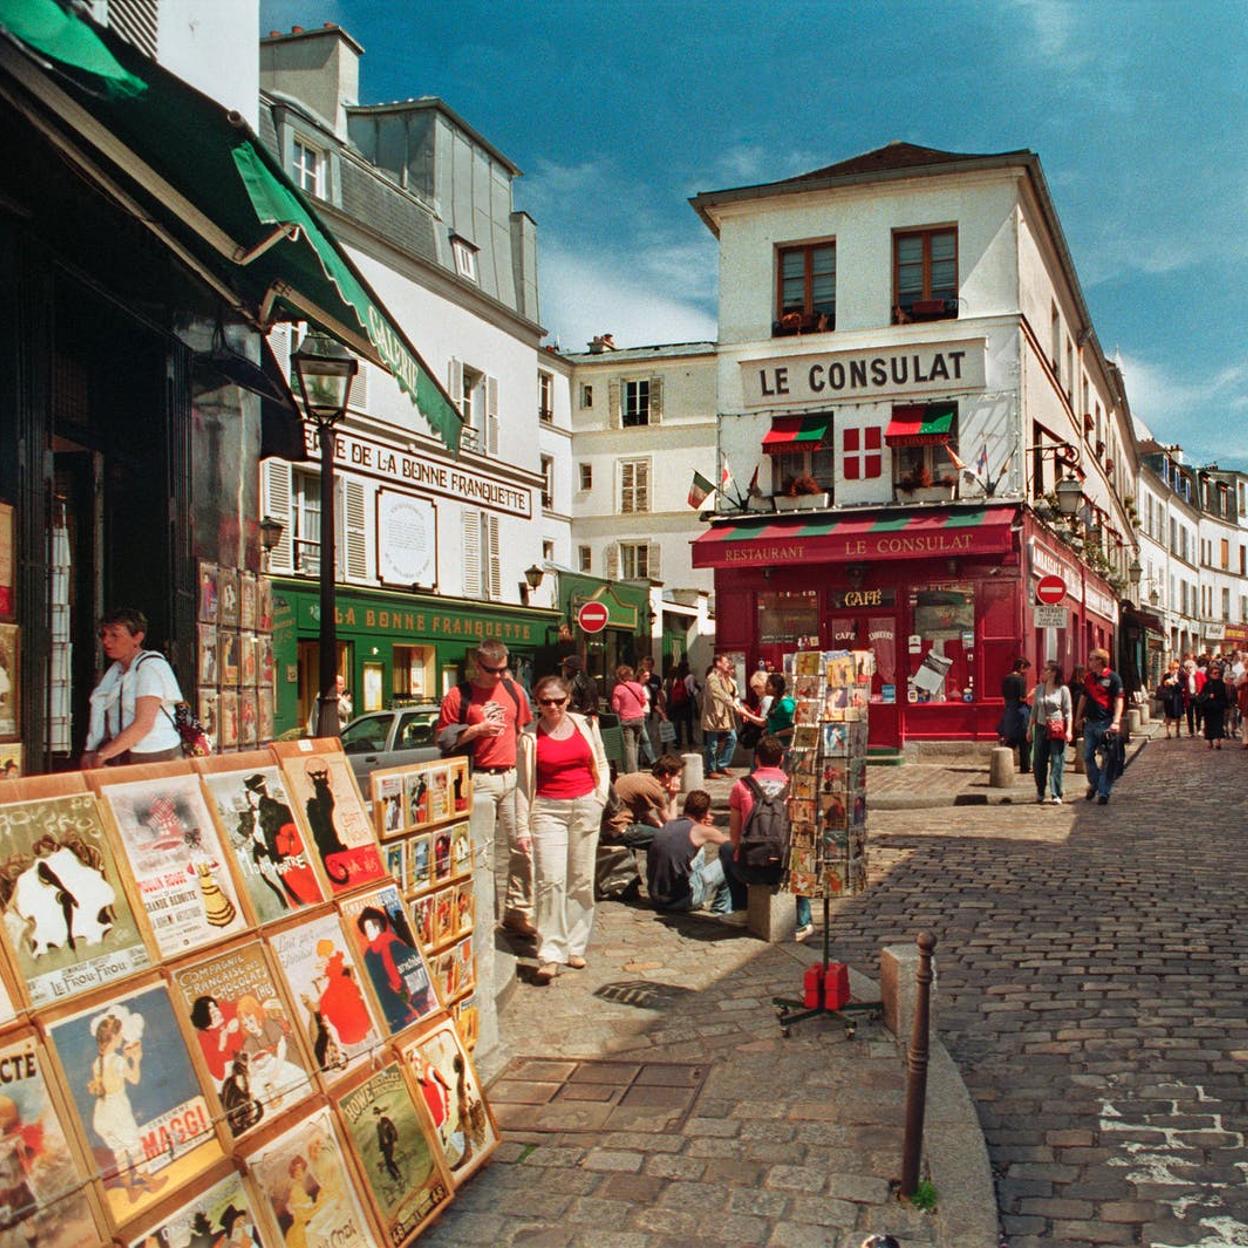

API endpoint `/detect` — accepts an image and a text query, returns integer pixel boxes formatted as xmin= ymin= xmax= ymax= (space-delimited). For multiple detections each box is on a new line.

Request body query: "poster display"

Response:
xmin=126 ymin=1169 xmax=264 ymax=1248
xmin=0 ymin=792 xmax=150 ymax=1005
xmin=0 ymin=623 xmax=17 ymax=738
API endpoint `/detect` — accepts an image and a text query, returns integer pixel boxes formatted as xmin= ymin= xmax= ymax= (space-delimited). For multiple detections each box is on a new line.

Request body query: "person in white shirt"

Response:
xmin=83 ymin=608 xmax=184 ymax=767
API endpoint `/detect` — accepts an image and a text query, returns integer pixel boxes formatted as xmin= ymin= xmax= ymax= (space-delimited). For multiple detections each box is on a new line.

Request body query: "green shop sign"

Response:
xmin=296 ymin=598 xmax=542 ymax=645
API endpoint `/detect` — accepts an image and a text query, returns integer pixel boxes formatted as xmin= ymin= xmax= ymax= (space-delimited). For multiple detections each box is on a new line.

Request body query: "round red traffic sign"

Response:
xmin=1036 ymin=574 xmax=1067 ymax=605
xmin=577 ymin=601 xmax=610 ymax=634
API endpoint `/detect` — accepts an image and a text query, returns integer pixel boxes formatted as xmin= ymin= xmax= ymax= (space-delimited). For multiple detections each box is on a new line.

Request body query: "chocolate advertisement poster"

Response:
xmin=127 ymin=1170 xmax=265 ymax=1247
xmin=453 ymin=995 xmax=479 ymax=1052
xmin=0 ymin=792 xmax=150 ymax=1005
xmin=0 ymin=1033 xmax=100 ymax=1247
xmin=201 ymin=765 xmax=325 ymax=925
xmin=339 ymin=885 xmax=439 ymax=1037
xmin=246 ymin=1105 xmax=371 ymax=1248
xmin=172 ymin=943 xmax=313 ymax=1140
xmin=276 ymin=753 xmax=385 ymax=896
xmin=333 ymin=1062 xmax=451 ymax=1241
xmin=98 ymin=775 xmax=246 ymax=957
xmin=402 ymin=1017 xmax=496 ymax=1187
xmin=48 ymin=982 xmax=219 ymax=1226
xmin=269 ymin=914 xmax=381 ymax=1076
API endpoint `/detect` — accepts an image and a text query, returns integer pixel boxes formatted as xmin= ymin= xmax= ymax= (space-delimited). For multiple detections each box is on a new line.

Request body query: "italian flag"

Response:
xmin=687 ymin=470 xmax=714 ymax=509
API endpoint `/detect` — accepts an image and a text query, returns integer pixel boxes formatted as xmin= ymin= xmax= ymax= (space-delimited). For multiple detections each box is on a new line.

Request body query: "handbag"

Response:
xmin=1045 ymin=715 xmax=1065 ymax=742
xmin=739 ymin=722 xmax=762 ymax=750
xmin=163 ymin=703 xmax=213 ymax=757
xmin=658 ymin=720 xmax=677 ymax=744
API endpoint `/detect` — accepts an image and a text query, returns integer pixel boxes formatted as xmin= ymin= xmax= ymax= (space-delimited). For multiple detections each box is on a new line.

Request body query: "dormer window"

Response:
xmin=451 ymin=236 xmax=478 ymax=282
xmin=292 ymin=138 xmax=321 ymax=197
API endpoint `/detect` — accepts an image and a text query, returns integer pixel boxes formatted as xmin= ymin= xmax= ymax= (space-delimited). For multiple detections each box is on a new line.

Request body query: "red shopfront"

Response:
xmin=692 ymin=504 xmax=1117 ymax=751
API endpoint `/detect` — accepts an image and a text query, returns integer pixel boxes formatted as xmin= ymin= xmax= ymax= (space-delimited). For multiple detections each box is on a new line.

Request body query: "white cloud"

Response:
xmin=1014 ymin=0 xmax=1094 ymax=71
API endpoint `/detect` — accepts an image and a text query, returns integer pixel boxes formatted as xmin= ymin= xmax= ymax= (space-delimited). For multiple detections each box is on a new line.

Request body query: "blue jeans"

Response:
xmin=662 ymin=852 xmax=732 ymax=914
xmin=1033 ymin=736 xmax=1067 ymax=798
xmin=719 ymin=844 xmax=812 ymax=926
xmin=1083 ymin=722 xmax=1115 ymax=798
xmin=703 ymin=729 xmax=737 ymax=774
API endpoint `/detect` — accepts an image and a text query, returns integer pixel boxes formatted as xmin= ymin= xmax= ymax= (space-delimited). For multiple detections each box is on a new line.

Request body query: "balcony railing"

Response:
xmin=538 ymin=407 xmax=554 ymax=423
xmin=772 ymin=310 xmax=835 ymax=337
xmin=893 ymin=298 xmax=959 ymax=325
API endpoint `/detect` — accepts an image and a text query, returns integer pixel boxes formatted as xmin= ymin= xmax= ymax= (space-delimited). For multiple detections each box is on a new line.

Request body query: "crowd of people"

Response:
xmin=1156 ymin=652 xmax=1248 ymax=748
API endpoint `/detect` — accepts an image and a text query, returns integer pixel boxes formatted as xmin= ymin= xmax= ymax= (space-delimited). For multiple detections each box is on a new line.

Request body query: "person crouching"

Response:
xmin=645 ymin=790 xmax=733 ymax=914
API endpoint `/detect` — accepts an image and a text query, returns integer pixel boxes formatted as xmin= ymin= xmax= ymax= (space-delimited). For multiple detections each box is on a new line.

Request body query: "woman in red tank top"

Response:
xmin=516 ymin=675 xmax=609 ymax=984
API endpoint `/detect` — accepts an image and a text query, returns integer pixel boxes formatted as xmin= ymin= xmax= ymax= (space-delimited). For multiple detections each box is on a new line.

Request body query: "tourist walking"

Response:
xmin=638 ymin=655 xmax=666 ymax=763
xmin=1237 ymin=669 xmax=1248 ymax=749
xmin=701 ymin=654 xmax=740 ymax=779
xmin=1026 ymin=661 xmax=1073 ymax=803
xmin=1199 ymin=663 xmax=1232 ymax=750
xmin=1074 ymin=648 xmax=1125 ymax=805
xmin=999 ymin=657 xmax=1032 ymax=772
xmin=664 ymin=660 xmax=696 ymax=748
xmin=1183 ymin=657 xmax=1206 ymax=737
xmin=610 ymin=665 xmax=649 ymax=773
xmin=516 ymin=675 xmax=609 ymax=984
xmin=1157 ymin=659 xmax=1185 ymax=738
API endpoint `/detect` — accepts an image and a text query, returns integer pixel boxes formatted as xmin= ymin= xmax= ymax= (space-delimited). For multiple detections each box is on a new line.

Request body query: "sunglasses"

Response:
xmin=478 ymin=662 xmax=507 ymax=674
xmin=538 ymin=697 xmax=567 ymax=707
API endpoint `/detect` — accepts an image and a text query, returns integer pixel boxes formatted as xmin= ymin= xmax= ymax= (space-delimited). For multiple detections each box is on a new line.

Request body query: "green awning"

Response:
xmin=0 ymin=0 xmax=462 ymax=453
xmin=885 ymin=403 xmax=956 ymax=447
xmin=762 ymin=414 xmax=831 ymax=453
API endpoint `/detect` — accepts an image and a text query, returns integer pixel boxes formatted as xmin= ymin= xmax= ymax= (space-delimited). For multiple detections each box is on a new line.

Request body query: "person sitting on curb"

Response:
xmin=595 ymin=754 xmax=684 ymax=900
xmin=645 ymin=789 xmax=733 ymax=913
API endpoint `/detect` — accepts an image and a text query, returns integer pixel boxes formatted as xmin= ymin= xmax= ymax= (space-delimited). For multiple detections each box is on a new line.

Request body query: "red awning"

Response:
xmin=692 ymin=505 xmax=1018 ymax=569
xmin=884 ymin=403 xmax=955 ymax=447
xmin=761 ymin=414 xmax=830 ymax=454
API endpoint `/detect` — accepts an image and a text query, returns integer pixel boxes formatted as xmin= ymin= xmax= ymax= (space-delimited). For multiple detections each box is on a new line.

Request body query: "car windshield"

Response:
xmin=341 ymin=715 xmax=389 ymax=753
xmin=398 ymin=713 xmax=435 ymax=749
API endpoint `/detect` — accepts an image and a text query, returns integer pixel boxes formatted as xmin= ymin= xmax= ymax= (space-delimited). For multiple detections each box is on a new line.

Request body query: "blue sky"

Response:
xmin=260 ymin=0 xmax=1247 ymax=468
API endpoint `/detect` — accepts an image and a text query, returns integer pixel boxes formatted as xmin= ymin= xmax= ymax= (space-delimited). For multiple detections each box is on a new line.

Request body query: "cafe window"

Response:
xmin=907 ymin=584 xmax=975 ymax=703
xmin=757 ymin=590 xmax=819 ymax=647
xmin=393 ymin=644 xmax=436 ymax=700
xmin=893 ymin=227 xmax=957 ymax=323
xmin=771 ymin=448 xmax=836 ymax=494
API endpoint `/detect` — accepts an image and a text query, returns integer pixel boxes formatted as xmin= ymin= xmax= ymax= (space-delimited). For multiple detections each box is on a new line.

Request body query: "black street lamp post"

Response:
xmin=291 ymin=332 xmax=358 ymax=739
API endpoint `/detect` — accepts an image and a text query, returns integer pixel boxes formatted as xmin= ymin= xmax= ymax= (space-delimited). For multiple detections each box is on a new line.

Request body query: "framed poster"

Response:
xmin=375 ymin=491 xmax=437 ymax=590
xmin=198 ymin=690 xmax=219 ymax=741
xmin=258 ymin=633 xmax=274 ymax=687
xmin=239 ymin=572 xmax=257 ymax=632
xmin=171 ymin=941 xmax=314 ymax=1141
xmin=268 ymin=912 xmax=382 ymax=1077
xmin=198 ymin=758 xmax=325 ymax=923
xmin=258 ymin=688 xmax=275 ymax=745
xmin=197 ymin=624 xmax=219 ymax=687
xmin=0 ymin=791 xmax=151 ymax=1006
xmin=338 ymin=885 xmax=439 ymax=1036
xmin=219 ymin=630 xmax=241 ymax=688
xmin=0 ymin=501 xmax=13 ymax=618
xmin=272 ymin=744 xmax=385 ymax=896
xmin=0 ymin=1030 xmax=102 ymax=1245
xmin=240 ymin=631 xmax=258 ymax=687
xmin=127 ymin=1169 xmax=262 ymax=1248
xmin=46 ymin=981 xmax=221 ymax=1228
xmin=197 ymin=562 xmax=219 ymax=625
xmin=332 ymin=1061 xmax=452 ymax=1242
xmin=239 ymin=690 xmax=259 ymax=748
xmin=94 ymin=771 xmax=247 ymax=956
xmin=257 ymin=576 xmax=273 ymax=633
xmin=245 ymin=1105 xmax=373 ymax=1248
xmin=219 ymin=690 xmax=239 ymax=749
xmin=0 ymin=622 xmax=18 ymax=737
xmin=0 ymin=741 xmax=22 ymax=781
xmin=218 ymin=567 xmax=239 ymax=628
xmin=400 ymin=1015 xmax=497 ymax=1187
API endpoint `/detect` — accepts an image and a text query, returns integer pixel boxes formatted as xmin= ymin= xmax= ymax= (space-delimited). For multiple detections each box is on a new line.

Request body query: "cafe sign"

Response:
xmin=829 ymin=588 xmax=897 ymax=609
xmin=741 ymin=339 xmax=986 ymax=408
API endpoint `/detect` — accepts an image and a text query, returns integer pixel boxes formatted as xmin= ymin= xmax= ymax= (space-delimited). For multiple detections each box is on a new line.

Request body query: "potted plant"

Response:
xmin=897 ymin=463 xmax=955 ymax=503
xmin=775 ymin=473 xmax=829 ymax=511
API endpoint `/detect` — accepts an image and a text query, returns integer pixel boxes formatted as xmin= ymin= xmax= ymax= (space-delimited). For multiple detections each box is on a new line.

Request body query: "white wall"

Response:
xmin=157 ymin=0 xmax=260 ymax=127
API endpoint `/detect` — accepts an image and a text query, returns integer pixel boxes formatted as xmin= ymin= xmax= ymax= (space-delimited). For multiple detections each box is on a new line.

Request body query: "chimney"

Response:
xmin=259 ymin=23 xmax=364 ymax=140
xmin=588 ymin=333 xmax=617 ymax=354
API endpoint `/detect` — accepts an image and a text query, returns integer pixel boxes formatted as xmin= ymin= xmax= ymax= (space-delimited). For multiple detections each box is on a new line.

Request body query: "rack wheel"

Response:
xmin=845 ymin=1025 xmax=856 ymax=1040
xmin=781 ymin=1028 xmax=791 ymax=1039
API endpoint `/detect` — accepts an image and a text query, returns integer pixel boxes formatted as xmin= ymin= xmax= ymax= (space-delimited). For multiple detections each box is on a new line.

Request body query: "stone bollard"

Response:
xmin=880 ymin=942 xmax=938 ymax=1044
xmin=1127 ymin=708 xmax=1142 ymax=735
xmin=747 ymin=885 xmax=796 ymax=942
xmin=1138 ymin=701 xmax=1150 ymax=726
xmin=988 ymin=746 xmax=1015 ymax=788
xmin=681 ymin=752 xmax=704 ymax=793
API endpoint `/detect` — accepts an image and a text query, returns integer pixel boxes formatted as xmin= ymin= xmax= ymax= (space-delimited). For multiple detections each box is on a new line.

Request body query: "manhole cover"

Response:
xmin=490 ymin=1058 xmax=709 ymax=1134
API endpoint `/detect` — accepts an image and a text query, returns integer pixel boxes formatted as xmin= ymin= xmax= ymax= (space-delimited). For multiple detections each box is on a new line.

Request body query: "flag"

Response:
xmin=975 ymin=444 xmax=989 ymax=476
xmin=946 ymin=445 xmax=968 ymax=473
xmin=720 ymin=459 xmax=736 ymax=496
xmin=747 ymin=463 xmax=761 ymax=497
xmin=687 ymin=470 xmax=714 ymax=509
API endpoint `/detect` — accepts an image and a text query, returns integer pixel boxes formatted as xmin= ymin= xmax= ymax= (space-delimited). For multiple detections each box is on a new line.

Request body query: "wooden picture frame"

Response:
xmin=219 ymin=690 xmax=239 ymax=748
xmin=219 ymin=628 xmax=240 ymax=688
xmin=218 ymin=567 xmax=239 ymax=628
xmin=0 ymin=622 xmax=18 ymax=738
xmin=240 ymin=630 xmax=258 ymax=687
xmin=122 ymin=1162 xmax=263 ymax=1248
xmin=239 ymin=689 xmax=258 ymax=748
xmin=256 ymin=576 xmax=273 ymax=634
xmin=197 ymin=622 xmax=218 ymax=687
xmin=239 ymin=572 xmax=257 ymax=632
xmin=258 ymin=687 xmax=275 ymax=745
xmin=197 ymin=561 xmax=219 ymax=625
xmin=198 ymin=689 xmax=219 ymax=741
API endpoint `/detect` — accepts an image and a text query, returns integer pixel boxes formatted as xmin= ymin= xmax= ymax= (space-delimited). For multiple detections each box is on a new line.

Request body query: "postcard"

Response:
xmin=384 ymin=839 xmax=405 ymax=885
xmin=793 ymin=700 xmax=821 ymax=726
xmin=790 ymin=724 xmax=820 ymax=752
xmin=454 ymin=881 xmax=475 ymax=939
xmin=0 ymin=792 xmax=150 ymax=1005
xmin=239 ymin=572 xmax=256 ymax=632
xmin=431 ymin=826 xmax=453 ymax=884
xmin=450 ymin=822 xmax=472 ymax=879
xmin=787 ymin=798 xmax=815 ymax=825
xmin=403 ymin=767 xmax=434 ymax=831
xmin=374 ymin=773 xmax=405 ymax=837
xmin=128 ymin=1171 xmax=262 ymax=1248
xmin=792 ymin=651 xmax=823 ymax=678
xmin=453 ymin=995 xmax=479 ymax=1051
xmin=218 ymin=567 xmax=239 ymax=628
xmin=821 ymin=723 xmax=849 ymax=756
xmin=790 ymin=772 xmax=816 ymax=801
xmin=792 ymin=674 xmax=822 ymax=700
xmin=821 ymin=762 xmax=845 ymax=793
xmin=854 ymin=650 xmax=876 ymax=681
xmin=826 ymin=656 xmax=855 ymax=688
xmin=448 ymin=757 xmax=470 ymax=814
xmin=197 ymin=623 xmax=218 ymax=687
xmin=219 ymin=690 xmax=239 ymax=748
xmin=411 ymin=894 xmax=435 ymax=948
xmin=197 ymin=562 xmax=219 ymax=625
xmin=431 ymin=885 xmax=456 ymax=949
xmin=787 ymin=749 xmax=818 ymax=777
xmin=408 ymin=834 xmax=432 ymax=894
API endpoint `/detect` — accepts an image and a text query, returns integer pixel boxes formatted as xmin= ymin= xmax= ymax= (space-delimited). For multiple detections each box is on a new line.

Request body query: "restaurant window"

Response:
xmin=538 ymin=370 xmax=554 ymax=422
xmin=893 ymin=430 xmax=960 ymax=496
xmin=893 ymin=227 xmax=957 ymax=323
xmin=292 ymin=138 xmax=320 ymax=196
xmin=292 ymin=469 xmax=321 ymax=573
xmin=393 ymin=645 xmax=436 ymax=700
xmin=842 ymin=427 xmax=882 ymax=480
xmin=757 ymin=590 xmax=819 ymax=648
xmin=907 ymin=584 xmax=975 ymax=703
xmin=775 ymin=242 xmax=835 ymax=335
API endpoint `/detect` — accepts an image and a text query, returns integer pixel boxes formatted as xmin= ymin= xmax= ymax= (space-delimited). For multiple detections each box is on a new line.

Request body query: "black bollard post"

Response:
xmin=899 ymin=929 xmax=936 ymax=1199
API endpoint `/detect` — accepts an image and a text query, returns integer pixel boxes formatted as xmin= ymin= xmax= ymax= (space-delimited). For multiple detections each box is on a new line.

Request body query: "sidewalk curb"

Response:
xmin=777 ymin=946 xmax=998 ymax=1248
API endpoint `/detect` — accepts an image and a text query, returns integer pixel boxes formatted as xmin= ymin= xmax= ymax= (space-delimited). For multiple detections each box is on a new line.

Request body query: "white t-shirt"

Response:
xmin=87 ymin=651 xmax=183 ymax=754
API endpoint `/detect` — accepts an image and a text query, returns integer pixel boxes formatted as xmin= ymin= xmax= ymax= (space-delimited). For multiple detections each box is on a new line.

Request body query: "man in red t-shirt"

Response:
xmin=436 ymin=640 xmax=534 ymax=935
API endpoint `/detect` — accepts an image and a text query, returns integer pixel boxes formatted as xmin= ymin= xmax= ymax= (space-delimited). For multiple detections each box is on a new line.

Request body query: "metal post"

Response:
xmin=899 ymin=929 xmax=936 ymax=1198
xmin=315 ymin=417 xmax=340 ymax=739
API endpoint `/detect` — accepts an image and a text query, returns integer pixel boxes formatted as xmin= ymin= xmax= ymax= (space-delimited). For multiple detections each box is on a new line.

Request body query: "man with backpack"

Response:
xmin=436 ymin=640 xmax=534 ymax=936
xmin=723 ymin=734 xmax=813 ymax=940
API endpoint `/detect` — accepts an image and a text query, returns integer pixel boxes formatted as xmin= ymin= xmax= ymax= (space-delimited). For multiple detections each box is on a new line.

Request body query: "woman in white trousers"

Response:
xmin=516 ymin=675 xmax=609 ymax=984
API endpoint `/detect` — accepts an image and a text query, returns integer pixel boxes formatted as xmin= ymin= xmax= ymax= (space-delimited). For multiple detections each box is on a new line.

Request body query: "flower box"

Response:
xmin=774 ymin=491 xmax=830 ymax=512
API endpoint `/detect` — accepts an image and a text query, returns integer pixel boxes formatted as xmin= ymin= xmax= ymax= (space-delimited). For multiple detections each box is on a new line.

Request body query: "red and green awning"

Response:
xmin=762 ymin=414 xmax=830 ymax=454
xmin=885 ymin=403 xmax=955 ymax=447
xmin=691 ymin=505 xmax=1017 ymax=569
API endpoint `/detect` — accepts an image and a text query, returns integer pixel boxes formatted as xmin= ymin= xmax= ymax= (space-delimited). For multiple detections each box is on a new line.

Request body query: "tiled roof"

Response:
xmin=782 ymin=141 xmax=1027 ymax=185
xmin=559 ymin=342 xmax=717 ymax=363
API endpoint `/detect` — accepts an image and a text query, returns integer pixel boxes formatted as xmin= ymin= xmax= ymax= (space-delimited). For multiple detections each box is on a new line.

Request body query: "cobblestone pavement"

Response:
xmin=821 ymin=735 xmax=1248 ymax=1247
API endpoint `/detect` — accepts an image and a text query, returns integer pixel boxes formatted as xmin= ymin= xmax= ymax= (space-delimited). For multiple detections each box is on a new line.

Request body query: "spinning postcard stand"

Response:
xmin=774 ymin=649 xmax=882 ymax=1038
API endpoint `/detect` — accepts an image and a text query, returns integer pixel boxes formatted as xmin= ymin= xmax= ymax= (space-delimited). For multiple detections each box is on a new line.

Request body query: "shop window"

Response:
xmin=775 ymin=242 xmax=835 ymax=335
xmin=393 ymin=644 xmax=435 ymax=700
xmin=842 ymin=427 xmax=882 ymax=480
xmin=893 ymin=228 xmax=957 ymax=323
xmin=758 ymin=590 xmax=819 ymax=648
xmin=907 ymin=584 xmax=975 ymax=703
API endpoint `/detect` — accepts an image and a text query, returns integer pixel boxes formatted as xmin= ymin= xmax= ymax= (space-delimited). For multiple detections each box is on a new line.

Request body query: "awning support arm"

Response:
xmin=233 ymin=222 xmax=300 ymax=266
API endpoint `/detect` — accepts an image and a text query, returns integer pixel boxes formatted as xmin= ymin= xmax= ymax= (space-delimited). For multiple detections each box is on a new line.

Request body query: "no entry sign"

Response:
xmin=1036 ymin=574 xmax=1066 ymax=605
xmin=577 ymin=601 xmax=610 ymax=634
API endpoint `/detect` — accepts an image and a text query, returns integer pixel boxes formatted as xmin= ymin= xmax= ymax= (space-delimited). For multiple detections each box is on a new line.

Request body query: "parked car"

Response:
xmin=340 ymin=704 xmax=441 ymax=787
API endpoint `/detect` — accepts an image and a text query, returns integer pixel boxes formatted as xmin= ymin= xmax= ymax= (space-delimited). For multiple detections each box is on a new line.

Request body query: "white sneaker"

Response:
xmin=794 ymin=923 xmax=815 ymax=943
xmin=1049 ymin=794 xmax=1062 ymax=805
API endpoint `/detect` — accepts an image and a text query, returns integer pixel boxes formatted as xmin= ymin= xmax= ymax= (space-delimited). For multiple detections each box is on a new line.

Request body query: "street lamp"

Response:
xmin=1055 ymin=476 xmax=1083 ymax=518
xmin=1128 ymin=555 xmax=1142 ymax=590
xmin=291 ymin=331 xmax=358 ymax=738
xmin=259 ymin=516 xmax=284 ymax=570
xmin=518 ymin=564 xmax=544 ymax=607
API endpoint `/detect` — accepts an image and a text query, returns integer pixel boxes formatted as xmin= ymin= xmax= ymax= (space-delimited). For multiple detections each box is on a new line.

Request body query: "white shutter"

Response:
xmin=648 ymin=543 xmax=661 ymax=580
xmin=462 ymin=511 xmax=481 ymax=597
xmin=608 ymin=378 xmax=621 ymax=429
xmin=649 ymin=376 xmax=663 ymax=424
xmin=448 ymin=358 xmax=464 ymax=415
xmin=605 ymin=542 xmax=619 ymax=581
xmin=348 ymin=362 xmax=368 ymax=413
xmin=344 ymin=478 xmax=368 ymax=580
xmin=260 ymin=460 xmax=294 ymax=572
xmin=618 ymin=461 xmax=632 ymax=514
xmin=486 ymin=514 xmax=501 ymax=599
xmin=267 ymin=325 xmax=292 ymax=382
xmin=486 ymin=376 xmax=499 ymax=455
xmin=636 ymin=461 xmax=650 ymax=513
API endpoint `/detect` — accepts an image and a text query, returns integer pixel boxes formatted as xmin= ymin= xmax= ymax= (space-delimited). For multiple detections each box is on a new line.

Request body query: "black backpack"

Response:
xmin=739 ymin=775 xmax=790 ymax=871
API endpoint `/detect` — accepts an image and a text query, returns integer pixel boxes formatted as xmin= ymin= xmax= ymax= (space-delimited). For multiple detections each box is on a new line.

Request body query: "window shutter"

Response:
xmin=461 ymin=511 xmax=481 ymax=597
xmin=486 ymin=514 xmax=501 ymax=600
xmin=648 ymin=542 xmax=661 ymax=580
xmin=260 ymin=460 xmax=294 ymax=572
xmin=649 ymin=376 xmax=663 ymax=424
xmin=638 ymin=461 xmax=650 ymax=513
xmin=267 ymin=325 xmax=292 ymax=382
xmin=348 ymin=362 xmax=368 ymax=413
xmin=608 ymin=379 xmax=621 ymax=429
xmin=486 ymin=376 xmax=499 ymax=455
xmin=448 ymin=358 xmax=464 ymax=414
xmin=605 ymin=542 xmax=619 ymax=581
xmin=344 ymin=478 xmax=368 ymax=580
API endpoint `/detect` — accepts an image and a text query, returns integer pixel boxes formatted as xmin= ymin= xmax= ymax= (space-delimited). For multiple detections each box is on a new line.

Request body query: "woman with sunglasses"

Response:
xmin=515 ymin=675 xmax=610 ymax=984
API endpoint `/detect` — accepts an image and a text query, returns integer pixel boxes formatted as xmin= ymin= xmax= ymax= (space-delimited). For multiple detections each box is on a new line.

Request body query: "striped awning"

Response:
xmin=762 ymin=414 xmax=830 ymax=454
xmin=884 ymin=403 xmax=955 ymax=447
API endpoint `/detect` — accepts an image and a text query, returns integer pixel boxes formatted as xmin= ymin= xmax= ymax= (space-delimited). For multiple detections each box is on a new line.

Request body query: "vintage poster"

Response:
xmin=246 ymin=1105 xmax=371 ymax=1248
xmin=257 ymin=577 xmax=273 ymax=633
xmin=411 ymin=895 xmax=435 ymax=949
xmin=239 ymin=574 xmax=257 ymax=632
xmin=258 ymin=634 xmax=274 ymax=687
xmin=197 ymin=624 xmax=218 ymax=687
xmin=0 ymin=742 xmax=22 ymax=781
xmin=97 ymin=774 xmax=246 ymax=957
xmin=430 ymin=886 xmax=455 ymax=949
xmin=276 ymin=752 xmax=385 ymax=895
xmin=240 ymin=632 xmax=258 ymax=687
xmin=374 ymin=774 xmax=405 ymax=837
xmin=0 ymin=792 xmax=151 ymax=1005
xmin=448 ymin=757 xmax=470 ymax=815
xmin=451 ymin=934 xmax=475 ymax=997
xmin=258 ymin=689 xmax=275 ymax=745
xmin=333 ymin=1062 xmax=451 ymax=1242
xmin=48 ymin=982 xmax=219 ymax=1226
xmin=219 ymin=631 xmax=241 ymax=688
xmin=0 ymin=502 xmax=13 ymax=619
xmin=197 ymin=562 xmax=219 ymax=625
xmin=127 ymin=1170 xmax=264 ymax=1247
xmin=431 ymin=826 xmax=453 ymax=885
xmin=239 ymin=691 xmax=259 ymax=748
xmin=454 ymin=881 xmax=475 ymax=940
xmin=408 ymin=834 xmax=432 ymax=894
xmin=218 ymin=568 xmax=239 ymax=629
xmin=402 ymin=1016 xmax=496 ymax=1187
xmin=402 ymin=768 xmax=431 ymax=831
xmin=269 ymin=914 xmax=381 ymax=1076
xmin=0 ymin=623 xmax=17 ymax=737
xmin=791 ymin=724 xmax=820 ymax=752
xmin=383 ymin=839 xmax=405 ymax=885
xmin=339 ymin=885 xmax=439 ymax=1036
xmin=450 ymin=822 xmax=472 ymax=879
xmin=198 ymin=691 xmax=219 ymax=742
xmin=0 ymin=1032 xmax=100 ymax=1247
xmin=453 ymin=995 xmax=479 ymax=1052
xmin=173 ymin=943 xmax=312 ymax=1140
xmin=219 ymin=691 xmax=239 ymax=749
